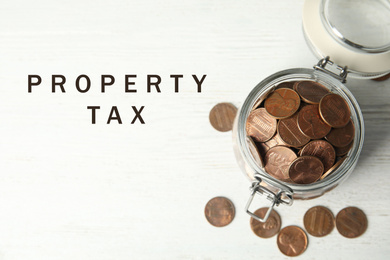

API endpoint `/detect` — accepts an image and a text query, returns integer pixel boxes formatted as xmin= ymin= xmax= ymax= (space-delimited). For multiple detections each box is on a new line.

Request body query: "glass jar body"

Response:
xmin=232 ymin=68 xmax=364 ymax=200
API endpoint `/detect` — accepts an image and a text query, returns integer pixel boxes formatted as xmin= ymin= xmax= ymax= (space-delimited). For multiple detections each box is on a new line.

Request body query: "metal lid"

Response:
xmin=303 ymin=0 xmax=390 ymax=78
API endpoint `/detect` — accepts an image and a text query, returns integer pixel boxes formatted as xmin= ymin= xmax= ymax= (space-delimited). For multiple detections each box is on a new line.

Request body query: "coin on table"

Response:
xmin=300 ymin=140 xmax=336 ymax=172
xmin=204 ymin=197 xmax=235 ymax=227
xmin=304 ymin=206 xmax=335 ymax=237
xmin=319 ymin=94 xmax=351 ymax=128
xmin=289 ymin=156 xmax=324 ymax=184
xmin=320 ymin=156 xmax=347 ymax=180
xmin=264 ymin=88 xmax=301 ymax=119
xmin=265 ymin=146 xmax=297 ymax=182
xmin=277 ymin=226 xmax=308 ymax=257
xmin=297 ymin=104 xmax=331 ymax=139
xmin=336 ymin=207 xmax=368 ymax=238
xmin=209 ymin=103 xmax=237 ymax=132
xmin=326 ymin=120 xmax=355 ymax=147
xmin=246 ymin=108 xmax=277 ymax=142
xmin=335 ymin=142 xmax=353 ymax=156
xmin=295 ymin=81 xmax=329 ymax=104
xmin=246 ymin=136 xmax=264 ymax=167
xmin=278 ymin=113 xmax=310 ymax=148
xmin=250 ymin=207 xmax=281 ymax=238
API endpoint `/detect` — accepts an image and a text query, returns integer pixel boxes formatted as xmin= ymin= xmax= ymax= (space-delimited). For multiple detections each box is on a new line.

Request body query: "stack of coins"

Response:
xmin=246 ymin=80 xmax=355 ymax=184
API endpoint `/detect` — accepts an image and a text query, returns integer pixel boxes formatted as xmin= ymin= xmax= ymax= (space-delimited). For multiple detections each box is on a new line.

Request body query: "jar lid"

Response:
xmin=303 ymin=0 xmax=390 ymax=78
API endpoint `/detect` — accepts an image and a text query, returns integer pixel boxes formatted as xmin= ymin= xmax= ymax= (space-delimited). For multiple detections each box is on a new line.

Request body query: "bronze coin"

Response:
xmin=320 ymin=156 xmax=347 ymax=180
xmin=247 ymin=136 xmax=264 ymax=167
xmin=297 ymin=105 xmax=331 ymax=139
xmin=304 ymin=206 xmax=335 ymax=237
xmin=209 ymin=103 xmax=237 ymax=132
xmin=264 ymin=88 xmax=301 ymax=119
xmin=204 ymin=197 xmax=235 ymax=227
xmin=372 ymin=73 xmax=390 ymax=81
xmin=265 ymin=146 xmax=297 ymax=182
xmin=336 ymin=207 xmax=368 ymax=238
xmin=300 ymin=140 xmax=336 ymax=172
xmin=278 ymin=113 xmax=310 ymax=148
xmin=335 ymin=142 xmax=353 ymax=156
xmin=250 ymin=207 xmax=281 ymax=238
xmin=319 ymin=94 xmax=351 ymax=128
xmin=295 ymin=81 xmax=330 ymax=104
xmin=275 ymin=81 xmax=296 ymax=89
xmin=251 ymin=96 xmax=265 ymax=111
xmin=277 ymin=226 xmax=308 ymax=257
xmin=256 ymin=133 xmax=288 ymax=159
xmin=326 ymin=120 xmax=355 ymax=147
xmin=246 ymin=108 xmax=277 ymax=142
xmin=289 ymin=156 xmax=324 ymax=184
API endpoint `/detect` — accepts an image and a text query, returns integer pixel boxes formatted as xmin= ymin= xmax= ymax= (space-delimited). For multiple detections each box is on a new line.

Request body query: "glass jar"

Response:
xmin=232 ymin=0 xmax=390 ymax=222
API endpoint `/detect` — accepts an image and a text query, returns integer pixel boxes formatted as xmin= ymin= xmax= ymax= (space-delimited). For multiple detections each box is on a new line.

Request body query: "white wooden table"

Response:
xmin=0 ymin=0 xmax=389 ymax=259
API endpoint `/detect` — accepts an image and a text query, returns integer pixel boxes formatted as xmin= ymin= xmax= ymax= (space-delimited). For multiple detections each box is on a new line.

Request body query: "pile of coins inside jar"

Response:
xmin=245 ymin=80 xmax=355 ymax=184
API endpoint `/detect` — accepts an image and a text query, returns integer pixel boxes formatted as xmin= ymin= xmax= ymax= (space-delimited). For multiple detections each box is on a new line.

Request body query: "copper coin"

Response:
xmin=275 ymin=81 xmax=296 ymax=89
xmin=250 ymin=208 xmax=281 ymax=238
xmin=256 ymin=133 xmax=288 ymax=159
xmin=300 ymin=140 xmax=336 ymax=172
xmin=265 ymin=146 xmax=297 ymax=182
xmin=246 ymin=108 xmax=277 ymax=142
xmin=251 ymin=96 xmax=265 ymax=111
xmin=277 ymin=226 xmax=308 ymax=257
xmin=326 ymin=120 xmax=355 ymax=147
xmin=320 ymin=156 xmax=347 ymax=180
xmin=264 ymin=88 xmax=301 ymax=119
xmin=295 ymin=81 xmax=330 ymax=104
xmin=247 ymin=136 xmax=264 ymax=167
xmin=289 ymin=156 xmax=324 ymax=184
xmin=304 ymin=206 xmax=335 ymax=237
xmin=278 ymin=113 xmax=310 ymax=148
xmin=209 ymin=103 xmax=237 ymax=132
xmin=297 ymin=105 xmax=331 ymax=139
xmin=204 ymin=197 xmax=235 ymax=227
xmin=319 ymin=94 xmax=351 ymax=128
xmin=372 ymin=73 xmax=390 ymax=81
xmin=335 ymin=142 xmax=353 ymax=156
xmin=336 ymin=207 xmax=368 ymax=238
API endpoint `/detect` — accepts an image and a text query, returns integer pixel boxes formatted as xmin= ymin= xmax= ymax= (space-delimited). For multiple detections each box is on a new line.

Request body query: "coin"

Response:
xmin=256 ymin=133 xmax=288 ymax=159
xmin=278 ymin=113 xmax=310 ymax=148
xmin=372 ymin=73 xmax=390 ymax=81
xmin=289 ymin=156 xmax=324 ymax=184
xmin=326 ymin=120 xmax=355 ymax=147
xmin=319 ymin=94 xmax=351 ymax=128
xmin=336 ymin=207 xmax=368 ymax=238
xmin=335 ymin=142 xmax=353 ymax=156
xmin=265 ymin=146 xmax=297 ymax=182
xmin=304 ymin=206 xmax=335 ymax=237
xmin=204 ymin=197 xmax=235 ymax=227
xmin=277 ymin=226 xmax=308 ymax=257
xmin=264 ymin=88 xmax=301 ymax=119
xmin=297 ymin=105 xmax=331 ymax=139
xmin=209 ymin=103 xmax=237 ymax=132
xmin=250 ymin=208 xmax=281 ymax=238
xmin=275 ymin=81 xmax=296 ymax=89
xmin=295 ymin=81 xmax=329 ymax=104
xmin=300 ymin=140 xmax=336 ymax=172
xmin=246 ymin=108 xmax=277 ymax=142
xmin=320 ymin=156 xmax=347 ymax=180
xmin=247 ymin=136 xmax=264 ymax=167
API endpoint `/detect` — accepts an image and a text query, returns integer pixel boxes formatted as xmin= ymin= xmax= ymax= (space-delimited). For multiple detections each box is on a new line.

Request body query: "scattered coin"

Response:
xmin=289 ymin=156 xmax=324 ymax=184
xmin=336 ymin=207 xmax=368 ymax=238
xmin=277 ymin=226 xmax=308 ymax=257
xmin=297 ymin=105 xmax=331 ymax=139
xmin=265 ymin=146 xmax=297 ymax=182
xmin=204 ymin=197 xmax=235 ymax=227
xmin=300 ymin=140 xmax=336 ymax=172
xmin=247 ymin=136 xmax=264 ymax=167
xmin=320 ymin=156 xmax=347 ymax=180
xmin=278 ymin=113 xmax=310 ymax=148
xmin=264 ymin=88 xmax=301 ymax=119
xmin=335 ymin=142 xmax=353 ymax=156
xmin=319 ymin=94 xmax=351 ymax=128
xmin=304 ymin=206 xmax=334 ymax=237
xmin=326 ymin=120 xmax=355 ymax=147
xmin=295 ymin=81 xmax=329 ymax=104
xmin=246 ymin=108 xmax=277 ymax=142
xmin=209 ymin=103 xmax=237 ymax=132
xmin=250 ymin=208 xmax=281 ymax=238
